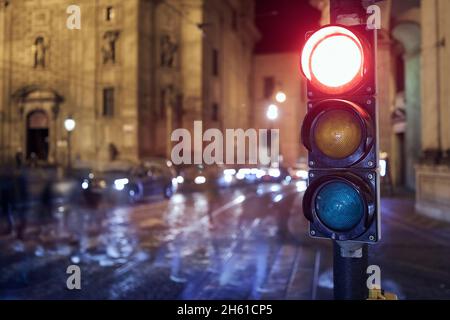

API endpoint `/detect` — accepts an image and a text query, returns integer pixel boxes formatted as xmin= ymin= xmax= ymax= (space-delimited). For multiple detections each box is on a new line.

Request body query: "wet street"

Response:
xmin=1 ymin=183 xmax=450 ymax=300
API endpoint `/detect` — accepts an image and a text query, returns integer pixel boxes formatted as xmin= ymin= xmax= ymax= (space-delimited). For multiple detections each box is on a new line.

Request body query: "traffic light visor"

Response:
xmin=301 ymin=26 xmax=364 ymax=93
xmin=315 ymin=181 xmax=364 ymax=232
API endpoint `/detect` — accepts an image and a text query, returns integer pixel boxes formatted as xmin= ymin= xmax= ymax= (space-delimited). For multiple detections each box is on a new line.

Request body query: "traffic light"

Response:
xmin=300 ymin=24 xmax=380 ymax=243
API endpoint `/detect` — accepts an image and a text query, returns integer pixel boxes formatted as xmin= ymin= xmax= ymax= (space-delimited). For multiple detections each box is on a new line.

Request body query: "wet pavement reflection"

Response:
xmin=1 ymin=181 xmax=450 ymax=299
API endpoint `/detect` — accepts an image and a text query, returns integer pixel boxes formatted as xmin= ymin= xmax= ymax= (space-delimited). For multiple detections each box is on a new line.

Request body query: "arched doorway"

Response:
xmin=12 ymin=86 xmax=63 ymax=165
xmin=27 ymin=110 xmax=49 ymax=161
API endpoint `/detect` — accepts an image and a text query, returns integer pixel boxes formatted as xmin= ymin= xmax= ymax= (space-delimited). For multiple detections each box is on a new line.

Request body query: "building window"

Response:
xmin=106 ymin=6 xmax=115 ymax=21
xmin=263 ymin=76 xmax=275 ymax=99
xmin=103 ymin=88 xmax=115 ymax=117
xmin=212 ymin=103 xmax=219 ymax=122
xmin=212 ymin=49 xmax=219 ymax=76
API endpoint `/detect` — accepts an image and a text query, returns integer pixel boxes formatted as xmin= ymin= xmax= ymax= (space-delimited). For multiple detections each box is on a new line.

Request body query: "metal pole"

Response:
xmin=330 ymin=0 xmax=369 ymax=301
xmin=67 ymin=131 xmax=71 ymax=172
xmin=333 ymin=242 xmax=368 ymax=300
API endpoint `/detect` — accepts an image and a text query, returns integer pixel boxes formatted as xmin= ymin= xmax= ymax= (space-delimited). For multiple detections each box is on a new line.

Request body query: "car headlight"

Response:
xmin=194 ymin=176 xmax=206 ymax=185
xmin=268 ymin=168 xmax=281 ymax=178
xmin=223 ymin=174 xmax=233 ymax=183
xmin=176 ymin=176 xmax=184 ymax=184
xmin=236 ymin=172 xmax=245 ymax=180
xmin=296 ymin=170 xmax=309 ymax=179
xmin=296 ymin=181 xmax=307 ymax=192
xmin=81 ymin=180 xmax=89 ymax=190
xmin=223 ymin=169 xmax=236 ymax=176
xmin=99 ymin=180 xmax=107 ymax=189
xmin=114 ymin=178 xmax=129 ymax=191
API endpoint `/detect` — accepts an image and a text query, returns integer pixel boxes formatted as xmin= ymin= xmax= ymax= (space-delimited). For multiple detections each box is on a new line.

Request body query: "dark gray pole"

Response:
xmin=333 ymin=242 xmax=369 ymax=300
xmin=67 ymin=131 xmax=72 ymax=172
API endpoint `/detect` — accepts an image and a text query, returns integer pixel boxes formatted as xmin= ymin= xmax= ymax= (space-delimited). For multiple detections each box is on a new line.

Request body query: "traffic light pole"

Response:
xmin=333 ymin=241 xmax=368 ymax=300
xmin=330 ymin=0 xmax=369 ymax=301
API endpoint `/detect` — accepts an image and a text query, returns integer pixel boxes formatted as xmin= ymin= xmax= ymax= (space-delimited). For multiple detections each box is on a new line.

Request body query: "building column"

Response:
xmin=416 ymin=0 xmax=450 ymax=222
xmin=439 ymin=0 xmax=450 ymax=162
xmin=180 ymin=0 xmax=204 ymax=141
xmin=420 ymin=0 xmax=441 ymax=159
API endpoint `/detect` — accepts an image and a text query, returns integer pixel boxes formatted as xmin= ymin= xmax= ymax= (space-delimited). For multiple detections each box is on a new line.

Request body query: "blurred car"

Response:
xmin=260 ymin=165 xmax=291 ymax=184
xmin=233 ymin=167 xmax=265 ymax=185
xmin=138 ymin=158 xmax=178 ymax=198
xmin=176 ymin=164 xmax=241 ymax=191
xmin=176 ymin=164 xmax=217 ymax=191
xmin=287 ymin=163 xmax=309 ymax=181
xmin=216 ymin=165 xmax=241 ymax=188
xmin=80 ymin=159 xmax=177 ymax=206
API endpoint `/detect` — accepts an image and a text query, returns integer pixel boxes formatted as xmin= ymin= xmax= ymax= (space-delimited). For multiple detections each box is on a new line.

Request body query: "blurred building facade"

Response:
xmin=251 ymin=53 xmax=307 ymax=168
xmin=0 ymin=0 xmax=259 ymax=166
xmin=312 ymin=0 xmax=450 ymax=222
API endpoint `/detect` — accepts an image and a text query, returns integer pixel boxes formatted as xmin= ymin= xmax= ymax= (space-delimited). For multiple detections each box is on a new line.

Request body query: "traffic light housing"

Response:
xmin=303 ymin=170 xmax=378 ymax=242
xmin=301 ymin=96 xmax=377 ymax=169
xmin=300 ymin=24 xmax=380 ymax=243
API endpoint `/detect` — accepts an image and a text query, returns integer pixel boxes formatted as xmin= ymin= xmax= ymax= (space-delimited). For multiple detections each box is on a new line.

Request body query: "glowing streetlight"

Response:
xmin=266 ymin=104 xmax=279 ymax=121
xmin=275 ymin=91 xmax=287 ymax=103
xmin=64 ymin=117 xmax=76 ymax=132
xmin=64 ymin=117 xmax=76 ymax=171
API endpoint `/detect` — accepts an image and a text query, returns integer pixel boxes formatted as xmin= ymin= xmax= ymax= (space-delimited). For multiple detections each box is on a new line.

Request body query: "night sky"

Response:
xmin=255 ymin=0 xmax=321 ymax=54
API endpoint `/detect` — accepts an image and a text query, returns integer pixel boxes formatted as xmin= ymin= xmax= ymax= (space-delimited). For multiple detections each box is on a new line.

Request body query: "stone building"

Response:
xmin=0 ymin=0 xmax=259 ymax=166
xmin=311 ymin=0 xmax=450 ymax=222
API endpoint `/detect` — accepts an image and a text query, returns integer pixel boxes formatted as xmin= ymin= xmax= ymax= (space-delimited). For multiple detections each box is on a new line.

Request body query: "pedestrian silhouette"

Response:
xmin=10 ymin=168 xmax=29 ymax=240
xmin=39 ymin=179 xmax=54 ymax=239
xmin=0 ymin=165 xmax=14 ymax=235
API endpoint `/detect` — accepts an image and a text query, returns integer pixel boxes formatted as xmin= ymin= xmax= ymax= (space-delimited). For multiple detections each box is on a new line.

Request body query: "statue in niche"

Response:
xmin=101 ymin=31 xmax=120 ymax=64
xmin=34 ymin=36 xmax=47 ymax=68
xmin=160 ymin=35 xmax=178 ymax=68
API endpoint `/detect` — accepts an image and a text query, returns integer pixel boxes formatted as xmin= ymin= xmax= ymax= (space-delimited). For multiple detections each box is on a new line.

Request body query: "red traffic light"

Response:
xmin=301 ymin=25 xmax=367 ymax=95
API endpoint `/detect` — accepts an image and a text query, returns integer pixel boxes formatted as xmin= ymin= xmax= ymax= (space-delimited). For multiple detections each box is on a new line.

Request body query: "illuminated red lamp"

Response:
xmin=301 ymin=25 xmax=367 ymax=95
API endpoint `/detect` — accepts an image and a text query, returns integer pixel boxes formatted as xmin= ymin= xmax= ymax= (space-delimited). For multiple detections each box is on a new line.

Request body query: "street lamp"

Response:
xmin=64 ymin=117 xmax=76 ymax=171
xmin=275 ymin=91 xmax=287 ymax=103
xmin=266 ymin=104 xmax=279 ymax=121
